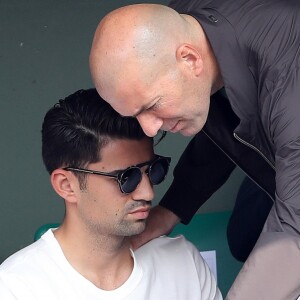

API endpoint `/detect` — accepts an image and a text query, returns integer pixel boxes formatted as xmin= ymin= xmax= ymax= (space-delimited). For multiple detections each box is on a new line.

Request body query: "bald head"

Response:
xmin=89 ymin=4 xmax=222 ymax=137
xmin=89 ymin=4 xmax=193 ymax=101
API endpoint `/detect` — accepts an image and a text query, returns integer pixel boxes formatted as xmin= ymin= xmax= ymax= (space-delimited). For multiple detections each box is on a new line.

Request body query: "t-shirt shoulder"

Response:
xmin=135 ymin=234 xmax=199 ymax=259
xmin=0 ymin=229 xmax=54 ymax=273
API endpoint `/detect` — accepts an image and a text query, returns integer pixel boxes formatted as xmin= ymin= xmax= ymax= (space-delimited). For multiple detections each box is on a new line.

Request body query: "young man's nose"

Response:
xmin=132 ymin=172 xmax=154 ymax=201
xmin=136 ymin=113 xmax=163 ymax=137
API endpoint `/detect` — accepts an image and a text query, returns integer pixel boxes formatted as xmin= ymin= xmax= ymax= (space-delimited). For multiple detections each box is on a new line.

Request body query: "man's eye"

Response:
xmin=148 ymin=100 xmax=161 ymax=111
xmin=146 ymin=105 xmax=155 ymax=111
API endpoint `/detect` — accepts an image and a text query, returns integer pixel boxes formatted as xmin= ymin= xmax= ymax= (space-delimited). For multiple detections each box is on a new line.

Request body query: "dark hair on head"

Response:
xmin=42 ymin=88 xmax=154 ymax=187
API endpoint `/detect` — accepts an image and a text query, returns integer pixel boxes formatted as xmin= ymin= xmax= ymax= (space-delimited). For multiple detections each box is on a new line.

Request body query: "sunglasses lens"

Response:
xmin=120 ymin=167 xmax=142 ymax=193
xmin=149 ymin=158 xmax=169 ymax=185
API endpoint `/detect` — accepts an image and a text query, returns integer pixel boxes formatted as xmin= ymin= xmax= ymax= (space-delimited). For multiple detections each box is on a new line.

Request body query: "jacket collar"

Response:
xmin=190 ymin=9 xmax=258 ymax=141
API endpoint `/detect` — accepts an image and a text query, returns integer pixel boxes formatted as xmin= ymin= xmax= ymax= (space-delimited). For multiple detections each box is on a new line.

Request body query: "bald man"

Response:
xmin=89 ymin=2 xmax=300 ymax=300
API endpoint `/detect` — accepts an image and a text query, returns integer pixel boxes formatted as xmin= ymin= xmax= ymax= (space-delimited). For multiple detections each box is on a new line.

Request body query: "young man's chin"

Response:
xmin=131 ymin=221 xmax=147 ymax=236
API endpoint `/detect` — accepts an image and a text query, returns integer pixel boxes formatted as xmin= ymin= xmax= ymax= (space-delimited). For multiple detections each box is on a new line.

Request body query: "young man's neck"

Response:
xmin=54 ymin=223 xmax=134 ymax=290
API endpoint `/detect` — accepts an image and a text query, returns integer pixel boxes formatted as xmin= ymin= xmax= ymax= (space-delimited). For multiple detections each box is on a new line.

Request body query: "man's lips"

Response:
xmin=163 ymin=121 xmax=181 ymax=133
xmin=128 ymin=206 xmax=151 ymax=219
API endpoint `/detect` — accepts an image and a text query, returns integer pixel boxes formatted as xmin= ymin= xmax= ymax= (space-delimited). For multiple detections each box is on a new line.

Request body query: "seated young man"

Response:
xmin=0 ymin=89 xmax=222 ymax=299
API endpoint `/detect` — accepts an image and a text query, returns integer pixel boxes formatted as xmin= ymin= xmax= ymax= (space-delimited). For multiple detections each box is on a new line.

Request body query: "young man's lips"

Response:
xmin=128 ymin=207 xmax=150 ymax=219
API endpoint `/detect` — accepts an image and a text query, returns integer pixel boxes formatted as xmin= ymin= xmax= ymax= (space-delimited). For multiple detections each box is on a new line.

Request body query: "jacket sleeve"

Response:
xmin=227 ymin=65 xmax=300 ymax=300
xmin=264 ymin=70 xmax=300 ymax=237
xmin=160 ymin=130 xmax=236 ymax=224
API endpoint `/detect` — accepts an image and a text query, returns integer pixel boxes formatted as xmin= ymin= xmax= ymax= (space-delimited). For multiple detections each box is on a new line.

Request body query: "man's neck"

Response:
xmin=54 ymin=224 xmax=134 ymax=290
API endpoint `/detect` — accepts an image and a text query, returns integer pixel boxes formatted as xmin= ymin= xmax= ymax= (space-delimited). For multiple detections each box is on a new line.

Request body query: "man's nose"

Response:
xmin=136 ymin=113 xmax=163 ymax=137
xmin=131 ymin=172 xmax=154 ymax=202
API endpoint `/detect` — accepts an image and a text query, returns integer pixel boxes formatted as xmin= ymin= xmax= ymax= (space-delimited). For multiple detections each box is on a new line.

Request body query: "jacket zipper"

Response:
xmin=233 ymin=133 xmax=275 ymax=171
xmin=202 ymin=130 xmax=275 ymax=200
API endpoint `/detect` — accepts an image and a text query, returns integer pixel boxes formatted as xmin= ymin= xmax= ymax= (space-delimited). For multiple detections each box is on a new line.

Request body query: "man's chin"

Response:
xmin=179 ymin=127 xmax=200 ymax=136
xmin=125 ymin=222 xmax=147 ymax=237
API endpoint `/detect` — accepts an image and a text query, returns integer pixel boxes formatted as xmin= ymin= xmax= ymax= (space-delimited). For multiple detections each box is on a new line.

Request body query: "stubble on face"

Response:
xmin=81 ymin=199 xmax=150 ymax=239
xmin=109 ymin=201 xmax=148 ymax=237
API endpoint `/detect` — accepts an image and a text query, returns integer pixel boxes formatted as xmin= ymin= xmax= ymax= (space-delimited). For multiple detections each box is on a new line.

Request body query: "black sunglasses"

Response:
xmin=63 ymin=155 xmax=171 ymax=194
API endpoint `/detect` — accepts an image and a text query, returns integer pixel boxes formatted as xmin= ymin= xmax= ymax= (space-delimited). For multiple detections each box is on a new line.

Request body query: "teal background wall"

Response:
xmin=0 ymin=0 xmax=245 ymax=287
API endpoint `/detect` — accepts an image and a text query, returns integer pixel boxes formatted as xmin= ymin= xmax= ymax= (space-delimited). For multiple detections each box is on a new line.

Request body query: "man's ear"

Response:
xmin=176 ymin=43 xmax=203 ymax=76
xmin=50 ymin=169 xmax=79 ymax=204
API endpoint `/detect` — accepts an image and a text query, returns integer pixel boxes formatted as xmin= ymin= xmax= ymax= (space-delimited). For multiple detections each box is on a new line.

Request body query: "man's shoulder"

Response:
xmin=143 ymin=234 xmax=189 ymax=245
xmin=0 ymin=230 xmax=70 ymax=299
xmin=168 ymin=0 xmax=208 ymax=13
xmin=0 ymin=229 xmax=53 ymax=275
xmin=136 ymin=234 xmax=198 ymax=258
xmin=168 ymin=0 xmax=234 ymax=14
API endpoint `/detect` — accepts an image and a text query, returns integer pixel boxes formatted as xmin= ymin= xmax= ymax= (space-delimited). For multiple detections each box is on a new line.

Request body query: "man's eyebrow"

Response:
xmin=104 ymin=166 xmax=127 ymax=175
xmin=132 ymin=106 xmax=147 ymax=118
xmin=132 ymin=97 xmax=161 ymax=117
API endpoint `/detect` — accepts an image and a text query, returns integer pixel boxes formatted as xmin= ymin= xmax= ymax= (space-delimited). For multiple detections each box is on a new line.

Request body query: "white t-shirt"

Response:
xmin=0 ymin=230 xmax=222 ymax=300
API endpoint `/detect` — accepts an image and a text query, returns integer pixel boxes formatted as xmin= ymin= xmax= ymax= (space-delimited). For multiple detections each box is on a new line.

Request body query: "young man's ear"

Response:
xmin=50 ymin=169 xmax=79 ymax=204
xmin=176 ymin=43 xmax=203 ymax=76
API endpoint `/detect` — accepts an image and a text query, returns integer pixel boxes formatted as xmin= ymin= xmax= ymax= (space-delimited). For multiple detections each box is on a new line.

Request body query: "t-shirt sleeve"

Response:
xmin=0 ymin=275 xmax=17 ymax=299
xmin=183 ymin=238 xmax=223 ymax=300
xmin=0 ymin=272 xmax=34 ymax=299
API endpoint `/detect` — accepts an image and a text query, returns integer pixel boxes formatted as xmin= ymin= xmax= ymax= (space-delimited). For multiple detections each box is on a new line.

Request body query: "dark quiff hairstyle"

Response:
xmin=42 ymin=89 xmax=154 ymax=186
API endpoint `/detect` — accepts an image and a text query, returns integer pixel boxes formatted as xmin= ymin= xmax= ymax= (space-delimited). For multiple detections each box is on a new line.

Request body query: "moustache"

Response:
xmin=125 ymin=200 xmax=152 ymax=213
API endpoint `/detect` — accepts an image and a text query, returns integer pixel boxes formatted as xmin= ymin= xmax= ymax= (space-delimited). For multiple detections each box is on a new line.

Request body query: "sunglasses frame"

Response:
xmin=63 ymin=155 xmax=171 ymax=194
